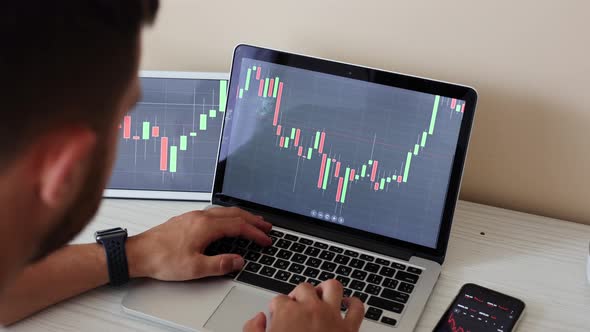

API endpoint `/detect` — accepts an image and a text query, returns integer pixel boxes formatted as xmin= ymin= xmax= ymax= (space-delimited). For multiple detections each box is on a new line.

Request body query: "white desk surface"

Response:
xmin=3 ymin=199 xmax=590 ymax=331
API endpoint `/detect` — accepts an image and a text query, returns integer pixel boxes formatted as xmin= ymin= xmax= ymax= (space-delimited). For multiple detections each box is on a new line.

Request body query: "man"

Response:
xmin=0 ymin=1 xmax=364 ymax=331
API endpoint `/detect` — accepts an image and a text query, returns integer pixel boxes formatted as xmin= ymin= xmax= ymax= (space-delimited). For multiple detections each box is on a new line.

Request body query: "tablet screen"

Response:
xmin=106 ymin=72 xmax=228 ymax=198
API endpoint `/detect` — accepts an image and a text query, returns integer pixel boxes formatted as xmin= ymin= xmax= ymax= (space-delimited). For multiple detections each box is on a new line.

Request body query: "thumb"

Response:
xmin=243 ymin=312 xmax=266 ymax=332
xmin=195 ymin=254 xmax=244 ymax=278
xmin=344 ymin=297 xmax=365 ymax=331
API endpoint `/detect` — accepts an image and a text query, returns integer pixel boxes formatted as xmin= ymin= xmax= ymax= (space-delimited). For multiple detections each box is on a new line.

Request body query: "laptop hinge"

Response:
xmin=234 ymin=203 xmax=415 ymax=262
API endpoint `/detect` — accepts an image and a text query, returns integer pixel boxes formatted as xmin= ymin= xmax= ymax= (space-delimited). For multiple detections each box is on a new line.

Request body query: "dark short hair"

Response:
xmin=0 ymin=1 xmax=159 ymax=164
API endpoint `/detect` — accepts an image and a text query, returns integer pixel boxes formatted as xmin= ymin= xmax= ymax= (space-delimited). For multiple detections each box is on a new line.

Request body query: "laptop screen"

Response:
xmin=219 ymin=52 xmax=470 ymax=250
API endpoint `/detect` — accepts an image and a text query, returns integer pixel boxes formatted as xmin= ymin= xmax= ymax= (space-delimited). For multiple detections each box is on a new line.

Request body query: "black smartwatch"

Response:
xmin=95 ymin=227 xmax=130 ymax=286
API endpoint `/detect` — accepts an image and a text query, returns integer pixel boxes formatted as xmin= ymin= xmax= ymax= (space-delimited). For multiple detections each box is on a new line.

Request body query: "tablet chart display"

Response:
xmin=108 ymin=77 xmax=227 ymax=192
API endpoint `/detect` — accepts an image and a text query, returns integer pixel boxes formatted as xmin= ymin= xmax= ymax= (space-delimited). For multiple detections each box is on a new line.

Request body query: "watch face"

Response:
xmin=95 ymin=227 xmax=127 ymax=241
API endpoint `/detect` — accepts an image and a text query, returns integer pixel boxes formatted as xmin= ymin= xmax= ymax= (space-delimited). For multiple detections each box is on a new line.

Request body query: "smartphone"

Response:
xmin=433 ymin=283 xmax=525 ymax=332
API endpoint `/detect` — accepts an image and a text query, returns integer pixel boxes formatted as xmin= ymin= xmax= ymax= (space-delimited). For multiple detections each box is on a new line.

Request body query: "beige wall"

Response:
xmin=141 ymin=0 xmax=590 ymax=224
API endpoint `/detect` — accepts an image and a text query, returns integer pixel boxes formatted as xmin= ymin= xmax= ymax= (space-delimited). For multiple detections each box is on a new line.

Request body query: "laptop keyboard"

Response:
xmin=205 ymin=229 xmax=423 ymax=327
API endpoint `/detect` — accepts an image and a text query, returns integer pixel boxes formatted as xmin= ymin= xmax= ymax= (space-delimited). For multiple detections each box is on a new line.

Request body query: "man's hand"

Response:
xmin=243 ymin=280 xmax=365 ymax=332
xmin=126 ymin=207 xmax=272 ymax=281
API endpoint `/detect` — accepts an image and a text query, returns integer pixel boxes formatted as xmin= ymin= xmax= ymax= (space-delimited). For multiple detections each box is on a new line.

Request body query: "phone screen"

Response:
xmin=433 ymin=283 xmax=525 ymax=332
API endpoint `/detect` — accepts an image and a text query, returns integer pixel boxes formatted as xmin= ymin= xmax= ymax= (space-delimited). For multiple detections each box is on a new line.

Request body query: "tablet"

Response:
xmin=104 ymin=71 xmax=229 ymax=201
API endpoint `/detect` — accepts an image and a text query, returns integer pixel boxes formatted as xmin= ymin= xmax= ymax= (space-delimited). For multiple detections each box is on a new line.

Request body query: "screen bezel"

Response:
xmin=104 ymin=70 xmax=229 ymax=202
xmin=434 ymin=283 xmax=526 ymax=332
xmin=212 ymin=44 xmax=477 ymax=263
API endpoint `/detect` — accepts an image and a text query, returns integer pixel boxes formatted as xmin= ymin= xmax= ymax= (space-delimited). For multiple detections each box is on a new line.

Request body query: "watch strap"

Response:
xmin=99 ymin=235 xmax=130 ymax=286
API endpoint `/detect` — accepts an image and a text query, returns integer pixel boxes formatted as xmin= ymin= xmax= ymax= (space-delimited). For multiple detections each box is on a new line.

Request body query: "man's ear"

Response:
xmin=37 ymin=127 xmax=97 ymax=210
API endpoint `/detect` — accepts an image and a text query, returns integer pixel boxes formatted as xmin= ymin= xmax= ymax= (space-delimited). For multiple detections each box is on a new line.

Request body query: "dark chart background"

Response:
xmin=108 ymin=77 xmax=227 ymax=192
xmin=222 ymin=59 xmax=465 ymax=248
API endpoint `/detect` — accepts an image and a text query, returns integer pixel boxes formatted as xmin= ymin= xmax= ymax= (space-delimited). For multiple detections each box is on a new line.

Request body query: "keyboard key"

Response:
xmin=407 ymin=267 xmax=422 ymax=275
xmin=359 ymin=254 xmax=375 ymax=262
xmin=343 ymin=288 xmax=353 ymax=297
xmin=349 ymin=258 xmax=365 ymax=269
xmin=381 ymin=288 xmax=410 ymax=304
xmin=383 ymin=278 xmax=399 ymax=290
xmin=245 ymin=251 xmax=261 ymax=262
xmin=291 ymin=253 xmax=307 ymax=264
xmin=236 ymin=239 xmax=250 ymax=248
xmin=288 ymin=263 xmax=305 ymax=274
xmin=335 ymin=265 xmax=352 ymax=276
xmin=319 ymin=271 xmax=335 ymax=281
xmin=398 ymin=282 xmax=415 ymax=294
xmin=304 ymin=246 xmax=320 ymax=257
xmin=336 ymin=275 xmax=350 ymax=287
xmin=367 ymin=296 xmax=404 ymax=313
xmin=319 ymin=251 xmax=335 ymax=261
xmin=305 ymin=257 xmax=322 ymax=268
xmin=392 ymin=262 xmax=406 ymax=270
xmin=229 ymin=245 xmax=244 ymax=254
xmin=273 ymin=259 xmax=290 ymax=270
xmin=365 ymin=284 xmax=382 ymax=295
xmin=381 ymin=316 xmax=397 ymax=326
xmin=218 ymin=243 xmax=232 ymax=253
xmin=284 ymin=234 xmax=298 ymax=241
xmin=290 ymin=243 xmax=306 ymax=253
xmin=334 ymin=254 xmax=350 ymax=265
xmin=351 ymin=270 xmax=368 ymax=281
xmin=260 ymin=255 xmax=276 ymax=266
xmin=275 ymin=271 xmax=291 ymax=281
xmin=395 ymin=271 xmax=419 ymax=284
xmin=367 ymin=274 xmax=383 ymax=285
xmin=329 ymin=246 xmax=344 ymax=253
xmin=260 ymin=266 xmax=277 ymax=277
xmin=269 ymin=230 xmax=284 ymax=238
xmin=379 ymin=266 xmax=396 ymax=277
xmin=299 ymin=238 xmax=313 ymax=245
xmin=245 ymin=262 xmax=262 ymax=273
xmin=341 ymin=302 xmax=348 ymax=312
xmin=364 ymin=263 xmax=380 ymax=273
xmin=204 ymin=247 xmax=219 ymax=256
xmin=289 ymin=274 xmax=306 ymax=285
xmin=276 ymin=239 xmax=292 ymax=249
xmin=238 ymin=271 xmax=295 ymax=294
xmin=365 ymin=307 xmax=383 ymax=321
xmin=344 ymin=250 xmax=359 ymax=258
xmin=303 ymin=267 xmax=320 ymax=278
xmin=205 ymin=240 xmax=221 ymax=249
xmin=277 ymin=249 xmax=293 ymax=260
xmin=261 ymin=246 xmax=278 ymax=256
xmin=248 ymin=243 xmax=262 ymax=252
xmin=314 ymin=242 xmax=328 ymax=249
xmin=320 ymin=261 xmax=337 ymax=272
xmin=375 ymin=258 xmax=390 ymax=266
xmin=350 ymin=280 xmax=366 ymax=291
xmin=352 ymin=291 xmax=368 ymax=303
xmin=220 ymin=238 xmax=235 ymax=245
xmin=307 ymin=278 xmax=321 ymax=286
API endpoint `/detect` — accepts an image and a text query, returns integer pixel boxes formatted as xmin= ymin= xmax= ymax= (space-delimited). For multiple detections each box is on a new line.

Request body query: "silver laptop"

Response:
xmin=122 ymin=44 xmax=478 ymax=332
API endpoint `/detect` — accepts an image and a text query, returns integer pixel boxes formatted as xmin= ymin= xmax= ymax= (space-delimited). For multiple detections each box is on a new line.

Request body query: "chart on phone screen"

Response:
xmin=221 ymin=59 xmax=466 ymax=248
xmin=439 ymin=292 xmax=518 ymax=332
xmin=108 ymin=77 xmax=228 ymax=192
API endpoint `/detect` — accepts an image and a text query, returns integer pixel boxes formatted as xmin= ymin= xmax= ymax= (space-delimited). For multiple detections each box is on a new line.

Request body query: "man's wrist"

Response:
xmin=125 ymin=235 xmax=150 ymax=279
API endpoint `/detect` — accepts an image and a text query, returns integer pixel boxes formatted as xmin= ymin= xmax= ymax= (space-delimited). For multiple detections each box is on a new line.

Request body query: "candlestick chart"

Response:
xmin=108 ymin=77 xmax=227 ymax=192
xmin=221 ymin=59 xmax=465 ymax=247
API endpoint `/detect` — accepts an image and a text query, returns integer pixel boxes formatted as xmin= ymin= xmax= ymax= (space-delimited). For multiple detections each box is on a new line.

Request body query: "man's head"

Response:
xmin=0 ymin=1 xmax=159 ymax=270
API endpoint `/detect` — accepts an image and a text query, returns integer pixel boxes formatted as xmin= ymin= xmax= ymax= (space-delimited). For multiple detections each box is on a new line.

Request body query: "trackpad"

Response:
xmin=205 ymin=286 xmax=273 ymax=332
